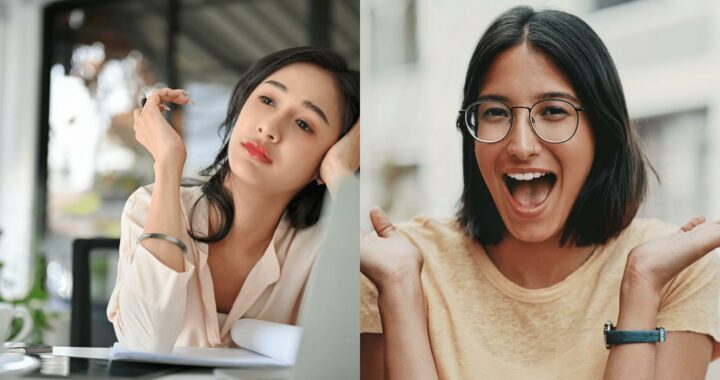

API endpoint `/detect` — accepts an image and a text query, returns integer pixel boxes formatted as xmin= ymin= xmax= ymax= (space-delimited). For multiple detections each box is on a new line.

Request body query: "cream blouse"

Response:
xmin=107 ymin=185 xmax=322 ymax=353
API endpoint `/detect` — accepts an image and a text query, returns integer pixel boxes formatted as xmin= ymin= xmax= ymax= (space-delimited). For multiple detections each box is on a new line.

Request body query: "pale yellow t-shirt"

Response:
xmin=361 ymin=217 xmax=720 ymax=380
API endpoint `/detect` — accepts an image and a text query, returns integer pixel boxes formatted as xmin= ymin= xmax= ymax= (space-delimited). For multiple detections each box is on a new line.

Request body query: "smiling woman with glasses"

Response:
xmin=361 ymin=6 xmax=720 ymax=380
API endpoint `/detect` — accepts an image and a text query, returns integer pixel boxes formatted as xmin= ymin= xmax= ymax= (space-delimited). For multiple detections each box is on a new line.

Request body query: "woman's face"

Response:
xmin=474 ymin=44 xmax=595 ymax=243
xmin=227 ymin=62 xmax=342 ymax=195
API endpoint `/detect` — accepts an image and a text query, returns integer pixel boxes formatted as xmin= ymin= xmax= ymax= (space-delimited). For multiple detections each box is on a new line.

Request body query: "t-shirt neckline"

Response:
xmin=470 ymin=241 xmax=606 ymax=303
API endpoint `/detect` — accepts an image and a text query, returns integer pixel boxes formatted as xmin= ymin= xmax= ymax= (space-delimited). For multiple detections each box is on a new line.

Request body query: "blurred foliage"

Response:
xmin=60 ymin=192 xmax=101 ymax=216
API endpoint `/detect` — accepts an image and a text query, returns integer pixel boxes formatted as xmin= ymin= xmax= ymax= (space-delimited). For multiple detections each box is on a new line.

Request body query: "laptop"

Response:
xmin=214 ymin=176 xmax=360 ymax=380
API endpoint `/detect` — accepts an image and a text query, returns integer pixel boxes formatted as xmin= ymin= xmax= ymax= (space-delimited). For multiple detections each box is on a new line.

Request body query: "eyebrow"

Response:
xmin=478 ymin=91 xmax=581 ymax=105
xmin=263 ymin=80 xmax=330 ymax=127
xmin=265 ymin=80 xmax=287 ymax=92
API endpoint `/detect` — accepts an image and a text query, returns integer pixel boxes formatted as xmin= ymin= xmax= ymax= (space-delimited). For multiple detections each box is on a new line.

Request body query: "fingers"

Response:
xmin=144 ymin=88 xmax=193 ymax=110
xmin=681 ymin=215 xmax=706 ymax=232
xmin=132 ymin=108 xmax=144 ymax=144
xmin=369 ymin=207 xmax=396 ymax=238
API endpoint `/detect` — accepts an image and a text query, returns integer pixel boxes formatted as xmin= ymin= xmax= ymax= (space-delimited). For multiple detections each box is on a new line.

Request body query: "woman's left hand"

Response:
xmin=319 ymin=119 xmax=359 ymax=196
xmin=623 ymin=216 xmax=720 ymax=296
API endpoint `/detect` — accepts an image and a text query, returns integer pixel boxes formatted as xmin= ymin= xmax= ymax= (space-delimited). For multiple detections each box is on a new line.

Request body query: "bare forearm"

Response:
xmin=378 ymin=276 xmax=439 ymax=380
xmin=141 ymin=159 xmax=186 ymax=272
xmin=603 ymin=282 xmax=660 ymax=380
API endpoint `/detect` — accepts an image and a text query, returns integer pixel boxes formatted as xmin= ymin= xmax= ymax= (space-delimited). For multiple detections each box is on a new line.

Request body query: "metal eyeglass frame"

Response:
xmin=457 ymin=98 xmax=587 ymax=144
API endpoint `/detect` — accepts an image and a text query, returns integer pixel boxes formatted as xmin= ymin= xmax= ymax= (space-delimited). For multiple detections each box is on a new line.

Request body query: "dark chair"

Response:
xmin=70 ymin=238 xmax=120 ymax=347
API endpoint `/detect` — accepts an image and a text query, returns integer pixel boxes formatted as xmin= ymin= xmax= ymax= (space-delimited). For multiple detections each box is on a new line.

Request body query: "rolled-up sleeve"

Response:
xmin=107 ymin=187 xmax=195 ymax=353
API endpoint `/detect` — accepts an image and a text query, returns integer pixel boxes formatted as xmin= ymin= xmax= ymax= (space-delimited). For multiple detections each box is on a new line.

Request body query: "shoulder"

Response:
xmin=396 ymin=215 xmax=463 ymax=237
xmin=395 ymin=216 xmax=470 ymax=256
xmin=608 ymin=218 xmax=679 ymax=252
xmin=623 ymin=218 xmax=679 ymax=241
xmin=599 ymin=218 xmax=719 ymax=274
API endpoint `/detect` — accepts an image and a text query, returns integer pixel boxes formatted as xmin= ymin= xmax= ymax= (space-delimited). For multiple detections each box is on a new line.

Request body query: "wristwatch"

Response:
xmin=604 ymin=321 xmax=666 ymax=349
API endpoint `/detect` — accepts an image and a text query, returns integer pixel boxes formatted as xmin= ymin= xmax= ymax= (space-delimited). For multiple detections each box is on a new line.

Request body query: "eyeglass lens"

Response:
xmin=466 ymin=100 xmax=579 ymax=143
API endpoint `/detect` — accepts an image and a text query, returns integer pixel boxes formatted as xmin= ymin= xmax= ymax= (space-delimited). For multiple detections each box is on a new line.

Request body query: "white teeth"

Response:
xmin=506 ymin=172 xmax=550 ymax=181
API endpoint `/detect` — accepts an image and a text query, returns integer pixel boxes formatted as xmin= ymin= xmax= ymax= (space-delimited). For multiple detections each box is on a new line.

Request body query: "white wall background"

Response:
xmin=0 ymin=0 xmax=51 ymax=299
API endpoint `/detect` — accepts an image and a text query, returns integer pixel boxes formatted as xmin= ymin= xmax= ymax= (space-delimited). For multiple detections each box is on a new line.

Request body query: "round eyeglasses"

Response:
xmin=458 ymin=99 xmax=586 ymax=144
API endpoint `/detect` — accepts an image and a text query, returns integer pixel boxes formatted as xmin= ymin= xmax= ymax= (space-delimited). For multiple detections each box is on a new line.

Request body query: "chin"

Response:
xmin=504 ymin=220 xmax=561 ymax=244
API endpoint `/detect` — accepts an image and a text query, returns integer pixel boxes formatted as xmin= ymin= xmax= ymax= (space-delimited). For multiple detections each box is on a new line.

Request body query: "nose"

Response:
xmin=506 ymin=108 xmax=542 ymax=160
xmin=256 ymin=116 xmax=282 ymax=143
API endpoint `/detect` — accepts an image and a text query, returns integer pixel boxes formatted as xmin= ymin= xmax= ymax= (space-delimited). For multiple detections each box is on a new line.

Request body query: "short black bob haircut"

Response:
xmin=188 ymin=46 xmax=360 ymax=243
xmin=456 ymin=6 xmax=654 ymax=247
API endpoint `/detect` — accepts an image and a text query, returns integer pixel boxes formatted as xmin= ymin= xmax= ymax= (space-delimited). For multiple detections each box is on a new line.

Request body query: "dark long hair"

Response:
xmin=188 ymin=47 xmax=359 ymax=243
xmin=456 ymin=6 xmax=655 ymax=247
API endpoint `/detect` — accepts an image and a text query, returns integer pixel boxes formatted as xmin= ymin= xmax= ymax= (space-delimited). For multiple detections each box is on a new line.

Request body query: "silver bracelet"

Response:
xmin=138 ymin=232 xmax=188 ymax=254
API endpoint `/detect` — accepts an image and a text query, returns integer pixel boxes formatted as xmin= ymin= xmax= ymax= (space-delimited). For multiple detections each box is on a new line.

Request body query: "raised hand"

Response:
xmin=132 ymin=88 xmax=193 ymax=172
xmin=360 ymin=207 xmax=423 ymax=293
xmin=318 ymin=119 xmax=359 ymax=196
xmin=623 ymin=216 xmax=720 ymax=295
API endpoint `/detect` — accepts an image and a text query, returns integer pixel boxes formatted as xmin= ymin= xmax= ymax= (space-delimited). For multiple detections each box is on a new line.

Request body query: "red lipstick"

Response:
xmin=241 ymin=141 xmax=272 ymax=164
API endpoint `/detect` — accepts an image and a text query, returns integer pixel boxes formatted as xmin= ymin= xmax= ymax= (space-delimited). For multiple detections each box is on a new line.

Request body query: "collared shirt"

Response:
xmin=107 ymin=185 xmax=321 ymax=353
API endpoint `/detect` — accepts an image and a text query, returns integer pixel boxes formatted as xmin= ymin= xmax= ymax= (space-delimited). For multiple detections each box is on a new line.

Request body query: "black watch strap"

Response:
xmin=604 ymin=321 xmax=666 ymax=349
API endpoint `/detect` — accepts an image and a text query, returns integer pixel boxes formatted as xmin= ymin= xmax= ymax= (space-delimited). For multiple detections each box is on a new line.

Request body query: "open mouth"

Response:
xmin=503 ymin=172 xmax=557 ymax=210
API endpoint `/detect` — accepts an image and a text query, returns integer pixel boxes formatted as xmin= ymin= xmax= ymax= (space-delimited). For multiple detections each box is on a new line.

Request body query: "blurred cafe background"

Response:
xmin=360 ymin=0 xmax=720 ymax=377
xmin=0 ymin=0 xmax=358 ymax=347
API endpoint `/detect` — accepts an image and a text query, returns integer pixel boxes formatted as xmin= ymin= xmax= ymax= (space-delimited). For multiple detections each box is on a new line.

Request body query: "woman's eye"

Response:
xmin=296 ymin=119 xmax=313 ymax=133
xmin=260 ymin=96 xmax=274 ymax=106
xmin=483 ymin=108 xmax=509 ymax=118
xmin=541 ymin=107 xmax=569 ymax=116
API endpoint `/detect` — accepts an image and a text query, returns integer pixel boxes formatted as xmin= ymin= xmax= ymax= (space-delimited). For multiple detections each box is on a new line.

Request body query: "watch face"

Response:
xmin=604 ymin=321 xmax=614 ymax=349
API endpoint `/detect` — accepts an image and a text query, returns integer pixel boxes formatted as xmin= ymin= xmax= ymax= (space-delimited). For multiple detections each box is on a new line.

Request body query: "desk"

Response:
xmin=19 ymin=347 xmax=291 ymax=379
xmin=17 ymin=347 xmax=210 ymax=379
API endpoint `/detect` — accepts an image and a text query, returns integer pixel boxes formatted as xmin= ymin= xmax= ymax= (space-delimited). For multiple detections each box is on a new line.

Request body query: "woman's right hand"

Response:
xmin=361 ymin=207 xmax=423 ymax=293
xmin=132 ymin=88 xmax=193 ymax=171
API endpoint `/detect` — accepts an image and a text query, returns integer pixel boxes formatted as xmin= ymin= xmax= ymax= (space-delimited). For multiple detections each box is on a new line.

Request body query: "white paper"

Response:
xmin=107 ymin=318 xmax=302 ymax=368
xmin=108 ymin=344 xmax=286 ymax=368
xmin=230 ymin=319 xmax=303 ymax=366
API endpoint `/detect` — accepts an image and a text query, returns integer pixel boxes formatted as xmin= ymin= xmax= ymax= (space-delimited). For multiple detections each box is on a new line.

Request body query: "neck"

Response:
xmin=209 ymin=176 xmax=296 ymax=253
xmin=484 ymin=233 xmax=595 ymax=289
